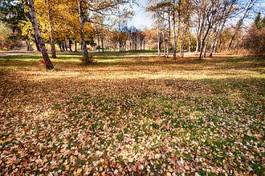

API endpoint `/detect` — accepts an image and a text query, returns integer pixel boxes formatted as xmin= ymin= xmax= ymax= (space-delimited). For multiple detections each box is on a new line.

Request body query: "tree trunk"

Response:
xmin=77 ymin=0 xmax=92 ymax=63
xmin=172 ymin=1 xmax=177 ymax=60
xmin=34 ymin=35 xmax=40 ymax=51
xmin=46 ymin=0 xmax=56 ymax=58
xmin=157 ymin=32 xmax=161 ymax=56
xmin=228 ymin=0 xmax=256 ymax=50
xmin=209 ymin=1 xmax=233 ymax=57
xmin=97 ymin=31 xmax=100 ymax=51
xmin=163 ymin=32 xmax=166 ymax=57
xmin=166 ymin=36 xmax=169 ymax=58
xmin=203 ymin=39 xmax=208 ymax=57
xmin=180 ymin=24 xmax=185 ymax=58
xmin=119 ymin=41 xmax=122 ymax=51
xmin=61 ymin=41 xmax=65 ymax=51
xmin=27 ymin=0 xmax=53 ymax=70
xmin=101 ymin=37 xmax=104 ymax=52
xmin=64 ymin=40 xmax=68 ymax=51
xmin=195 ymin=17 xmax=201 ymax=53
xmin=167 ymin=11 xmax=170 ymax=58
xmin=195 ymin=39 xmax=199 ymax=53
xmin=209 ymin=25 xmax=219 ymax=57
xmin=228 ymin=21 xmax=241 ymax=49
xmin=59 ymin=42 xmax=62 ymax=51
xmin=196 ymin=8 xmax=206 ymax=53
xmin=168 ymin=9 xmax=171 ymax=47
xmin=199 ymin=25 xmax=211 ymax=59
xmin=188 ymin=34 xmax=191 ymax=53
xmin=75 ymin=41 xmax=77 ymax=52
xmin=26 ymin=39 xmax=32 ymax=51
xmin=69 ymin=39 xmax=72 ymax=52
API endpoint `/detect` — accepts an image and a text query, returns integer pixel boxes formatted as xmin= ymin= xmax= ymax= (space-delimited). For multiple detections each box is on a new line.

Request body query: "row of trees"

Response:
xmin=0 ymin=0 xmax=264 ymax=69
xmin=243 ymin=12 xmax=265 ymax=54
xmin=148 ymin=0 xmax=261 ymax=59
xmin=1 ymin=0 xmax=137 ymax=69
xmin=111 ymin=25 xmax=146 ymax=51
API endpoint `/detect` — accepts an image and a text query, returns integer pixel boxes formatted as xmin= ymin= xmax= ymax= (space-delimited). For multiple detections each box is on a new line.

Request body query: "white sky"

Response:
xmin=128 ymin=0 xmax=154 ymax=30
xmin=128 ymin=0 xmax=265 ymax=30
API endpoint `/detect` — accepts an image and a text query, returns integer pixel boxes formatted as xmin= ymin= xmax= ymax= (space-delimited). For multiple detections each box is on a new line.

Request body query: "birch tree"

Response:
xmin=148 ymin=0 xmax=176 ymax=59
xmin=45 ymin=0 xmax=56 ymax=58
xmin=228 ymin=0 xmax=257 ymax=49
xmin=77 ymin=0 xmax=91 ymax=64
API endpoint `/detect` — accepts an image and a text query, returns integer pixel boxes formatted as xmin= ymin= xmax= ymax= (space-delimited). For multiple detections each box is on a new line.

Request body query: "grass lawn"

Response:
xmin=0 ymin=52 xmax=265 ymax=175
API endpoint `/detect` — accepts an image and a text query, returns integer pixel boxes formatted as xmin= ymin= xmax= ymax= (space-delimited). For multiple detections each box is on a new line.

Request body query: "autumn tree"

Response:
xmin=0 ymin=0 xmax=27 ymax=49
xmin=0 ymin=0 xmax=25 ymax=34
xmin=209 ymin=0 xmax=238 ymax=57
xmin=177 ymin=0 xmax=193 ymax=58
xmin=228 ymin=0 xmax=257 ymax=49
xmin=45 ymin=0 xmax=56 ymax=58
xmin=192 ymin=0 xmax=240 ymax=59
xmin=77 ymin=0 xmax=91 ymax=64
xmin=148 ymin=0 xmax=173 ymax=58
xmin=243 ymin=12 xmax=265 ymax=55
xmin=25 ymin=0 xmax=54 ymax=69
xmin=0 ymin=22 xmax=12 ymax=49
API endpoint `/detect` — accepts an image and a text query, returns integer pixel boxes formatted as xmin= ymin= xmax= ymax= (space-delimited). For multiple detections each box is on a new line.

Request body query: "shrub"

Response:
xmin=243 ymin=13 xmax=265 ymax=55
xmin=243 ymin=27 xmax=265 ymax=55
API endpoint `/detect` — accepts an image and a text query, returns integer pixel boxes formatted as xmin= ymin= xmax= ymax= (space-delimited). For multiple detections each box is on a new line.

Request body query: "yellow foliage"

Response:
xmin=0 ymin=22 xmax=12 ymax=41
xmin=22 ymin=0 xmax=95 ymax=42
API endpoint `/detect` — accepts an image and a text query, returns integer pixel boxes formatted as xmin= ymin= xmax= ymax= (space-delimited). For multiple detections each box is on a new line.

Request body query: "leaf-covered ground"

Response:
xmin=0 ymin=53 xmax=265 ymax=175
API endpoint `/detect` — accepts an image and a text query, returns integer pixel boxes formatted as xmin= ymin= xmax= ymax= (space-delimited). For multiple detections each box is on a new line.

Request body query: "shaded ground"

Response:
xmin=0 ymin=53 xmax=265 ymax=175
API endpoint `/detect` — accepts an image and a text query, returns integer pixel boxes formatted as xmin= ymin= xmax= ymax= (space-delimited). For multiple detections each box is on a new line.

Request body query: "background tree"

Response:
xmin=0 ymin=0 xmax=26 ymax=49
xmin=209 ymin=0 xmax=238 ymax=57
xmin=45 ymin=0 xmax=56 ymax=58
xmin=76 ymin=0 xmax=135 ymax=63
xmin=0 ymin=22 xmax=12 ymax=49
xmin=148 ymin=0 xmax=173 ymax=58
xmin=77 ymin=0 xmax=91 ymax=64
xmin=228 ymin=0 xmax=257 ymax=49
xmin=243 ymin=12 xmax=265 ymax=55
xmin=0 ymin=0 xmax=25 ymax=33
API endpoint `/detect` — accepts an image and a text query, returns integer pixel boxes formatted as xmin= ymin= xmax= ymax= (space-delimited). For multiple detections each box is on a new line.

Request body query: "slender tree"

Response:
xmin=77 ymin=0 xmax=92 ymax=64
xmin=26 ymin=0 xmax=54 ymax=69
xmin=209 ymin=0 xmax=237 ymax=57
xmin=172 ymin=0 xmax=177 ymax=59
xmin=228 ymin=0 xmax=257 ymax=49
xmin=45 ymin=0 xmax=56 ymax=58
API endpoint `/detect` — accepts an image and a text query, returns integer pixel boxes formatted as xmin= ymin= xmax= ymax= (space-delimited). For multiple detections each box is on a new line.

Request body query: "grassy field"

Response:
xmin=0 ymin=52 xmax=265 ymax=175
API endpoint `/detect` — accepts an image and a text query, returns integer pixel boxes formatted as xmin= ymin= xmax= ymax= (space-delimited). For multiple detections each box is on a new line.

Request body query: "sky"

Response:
xmin=128 ymin=0 xmax=154 ymax=30
xmin=128 ymin=0 xmax=265 ymax=30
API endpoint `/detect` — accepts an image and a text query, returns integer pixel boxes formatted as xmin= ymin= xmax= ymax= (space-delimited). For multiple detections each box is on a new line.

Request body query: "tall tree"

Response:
xmin=148 ymin=0 xmax=175 ymax=58
xmin=26 ymin=0 xmax=54 ymax=69
xmin=228 ymin=0 xmax=257 ymax=49
xmin=197 ymin=0 xmax=225 ymax=59
xmin=209 ymin=0 xmax=237 ymax=57
xmin=45 ymin=0 xmax=56 ymax=58
xmin=77 ymin=0 xmax=92 ymax=64
xmin=172 ymin=0 xmax=177 ymax=59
